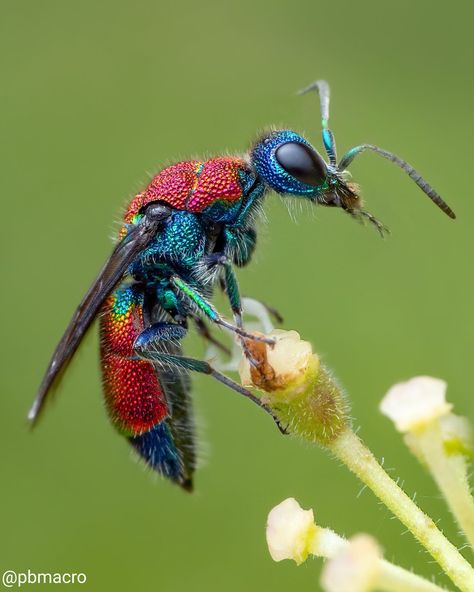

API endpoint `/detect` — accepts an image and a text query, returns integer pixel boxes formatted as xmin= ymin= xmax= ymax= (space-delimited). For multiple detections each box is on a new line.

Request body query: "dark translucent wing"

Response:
xmin=29 ymin=218 xmax=161 ymax=425
xmin=156 ymin=348 xmax=197 ymax=489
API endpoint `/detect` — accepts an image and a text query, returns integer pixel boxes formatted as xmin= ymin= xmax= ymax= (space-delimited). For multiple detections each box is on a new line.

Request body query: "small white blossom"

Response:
xmin=380 ymin=376 xmax=451 ymax=433
xmin=320 ymin=534 xmax=381 ymax=592
xmin=266 ymin=498 xmax=317 ymax=565
xmin=267 ymin=499 xmax=456 ymax=592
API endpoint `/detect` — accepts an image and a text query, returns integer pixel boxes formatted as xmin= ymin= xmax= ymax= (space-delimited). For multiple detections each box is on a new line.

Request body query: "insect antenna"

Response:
xmin=338 ymin=144 xmax=456 ymax=219
xmin=298 ymin=79 xmax=337 ymax=167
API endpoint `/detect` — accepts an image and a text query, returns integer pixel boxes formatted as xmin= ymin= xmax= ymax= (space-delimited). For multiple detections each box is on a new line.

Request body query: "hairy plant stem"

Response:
xmin=331 ymin=429 xmax=474 ymax=592
xmin=377 ymin=561 xmax=450 ymax=592
xmin=412 ymin=421 xmax=474 ymax=550
xmin=314 ymin=528 xmax=449 ymax=591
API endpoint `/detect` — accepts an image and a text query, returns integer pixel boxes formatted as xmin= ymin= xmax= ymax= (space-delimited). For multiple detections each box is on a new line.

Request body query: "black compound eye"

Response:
xmin=275 ymin=142 xmax=327 ymax=186
xmin=143 ymin=202 xmax=173 ymax=221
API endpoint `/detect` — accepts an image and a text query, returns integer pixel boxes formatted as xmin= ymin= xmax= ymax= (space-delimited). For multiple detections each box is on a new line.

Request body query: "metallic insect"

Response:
xmin=29 ymin=80 xmax=455 ymax=490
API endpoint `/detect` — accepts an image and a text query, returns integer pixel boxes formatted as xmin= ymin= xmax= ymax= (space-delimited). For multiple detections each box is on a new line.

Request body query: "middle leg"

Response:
xmin=133 ymin=323 xmax=286 ymax=433
xmin=170 ymin=275 xmax=274 ymax=346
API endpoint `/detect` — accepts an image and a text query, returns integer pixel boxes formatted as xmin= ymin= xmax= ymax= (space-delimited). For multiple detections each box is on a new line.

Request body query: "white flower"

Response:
xmin=239 ymin=329 xmax=315 ymax=390
xmin=320 ymin=534 xmax=381 ymax=592
xmin=266 ymin=498 xmax=317 ymax=565
xmin=380 ymin=376 xmax=451 ymax=432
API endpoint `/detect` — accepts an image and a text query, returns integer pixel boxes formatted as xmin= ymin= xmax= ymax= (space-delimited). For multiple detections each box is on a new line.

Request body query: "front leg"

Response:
xmin=202 ymin=254 xmax=268 ymax=368
xmin=204 ymin=254 xmax=244 ymax=327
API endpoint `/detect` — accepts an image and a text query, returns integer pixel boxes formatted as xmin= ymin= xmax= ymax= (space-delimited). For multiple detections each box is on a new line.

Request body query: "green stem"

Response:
xmin=331 ymin=429 xmax=474 ymax=592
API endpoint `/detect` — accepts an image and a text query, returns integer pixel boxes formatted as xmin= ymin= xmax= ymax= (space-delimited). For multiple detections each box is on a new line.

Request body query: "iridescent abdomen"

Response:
xmin=99 ymin=284 xmax=168 ymax=436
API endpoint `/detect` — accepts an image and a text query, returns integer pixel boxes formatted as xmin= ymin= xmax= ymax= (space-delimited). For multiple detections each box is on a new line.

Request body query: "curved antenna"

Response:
xmin=339 ymin=144 xmax=455 ymax=219
xmin=298 ymin=79 xmax=337 ymax=167
xmin=299 ymin=79 xmax=330 ymax=127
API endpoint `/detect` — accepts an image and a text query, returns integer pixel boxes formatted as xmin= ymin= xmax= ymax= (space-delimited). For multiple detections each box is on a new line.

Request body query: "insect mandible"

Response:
xmin=29 ymin=80 xmax=455 ymax=490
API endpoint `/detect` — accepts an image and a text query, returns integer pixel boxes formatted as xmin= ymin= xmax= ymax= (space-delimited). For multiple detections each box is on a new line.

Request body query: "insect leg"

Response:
xmin=141 ymin=304 xmax=232 ymax=356
xmin=345 ymin=207 xmax=390 ymax=237
xmin=135 ymin=342 xmax=286 ymax=433
xmin=220 ymin=257 xmax=263 ymax=366
xmin=199 ymin=255 xmax=265 ymax=367
xmin=169 ymin=275 xmax=274 ymax=346
xmin=134 ymin=322 xmax=187 ymax=351
xmin=298 ymin=79 xmax=337 ymax=166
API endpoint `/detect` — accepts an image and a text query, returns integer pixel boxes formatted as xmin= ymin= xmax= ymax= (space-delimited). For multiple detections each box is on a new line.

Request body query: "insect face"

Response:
xmin=250 ymin=130 xmax=329 ymax=198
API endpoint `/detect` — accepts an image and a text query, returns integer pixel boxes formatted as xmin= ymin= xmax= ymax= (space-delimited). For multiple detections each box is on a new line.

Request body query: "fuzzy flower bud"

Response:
xmin=239 ymin=330 xmax=350 ymax=445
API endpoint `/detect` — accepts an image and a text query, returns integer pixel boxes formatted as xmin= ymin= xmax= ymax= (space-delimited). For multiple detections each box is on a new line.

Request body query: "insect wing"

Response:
xmin=29 ymin=218 xmax=161 ymax=424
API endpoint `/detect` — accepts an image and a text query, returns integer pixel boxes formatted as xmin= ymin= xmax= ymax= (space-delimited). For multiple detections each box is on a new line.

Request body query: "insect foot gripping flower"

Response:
xmin=238 ymin=330 xmax=350 ymax=445
xmin=381 ymin=376 xmax=474 ymax=549
xmin=243 ymin=333 xmax=474 ymax=592
xmin=267 ymin=499 xmax=448 ymax=592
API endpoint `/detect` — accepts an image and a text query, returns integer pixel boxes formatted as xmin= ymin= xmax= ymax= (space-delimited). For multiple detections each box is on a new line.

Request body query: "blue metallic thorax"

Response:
xmin=251 ymin=130 xmax=329 ymax=197
xmin=138 ymin=211 xmax=207 ymax=271
xmin=129 ymin=211 xmax=207 ymax=313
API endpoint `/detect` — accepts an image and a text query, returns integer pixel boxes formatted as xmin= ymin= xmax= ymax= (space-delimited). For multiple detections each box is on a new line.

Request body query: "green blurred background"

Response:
xmin=1 ymin=0 xmax=473 ymax=589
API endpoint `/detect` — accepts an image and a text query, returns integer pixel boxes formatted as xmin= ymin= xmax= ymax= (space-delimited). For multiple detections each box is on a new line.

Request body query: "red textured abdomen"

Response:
xmin=99 ymin=285 xmax=168 ymax=436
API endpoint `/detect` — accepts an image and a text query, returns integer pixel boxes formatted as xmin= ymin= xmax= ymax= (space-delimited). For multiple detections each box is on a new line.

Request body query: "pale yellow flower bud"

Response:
xmin=380 ymin=376 xmax=451 ymax=433
xmin=266 ymin=498 xmax=317 ymax=565
xmin=239 ymin=329 xmax=316 ymax=393
xmin=238 ymin=329 xmax=349 ymax=445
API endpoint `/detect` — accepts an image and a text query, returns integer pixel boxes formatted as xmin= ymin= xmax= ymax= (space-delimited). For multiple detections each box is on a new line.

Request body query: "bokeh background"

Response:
xmin=1 ymin=0 xmax=473 ymax=589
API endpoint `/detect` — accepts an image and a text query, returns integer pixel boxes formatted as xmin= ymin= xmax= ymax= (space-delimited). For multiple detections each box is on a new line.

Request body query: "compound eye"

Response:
xmin=275 ymin=142 xmax=327 ymax=186
xmin=143 ymin=202 xmax=173 ymax=221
